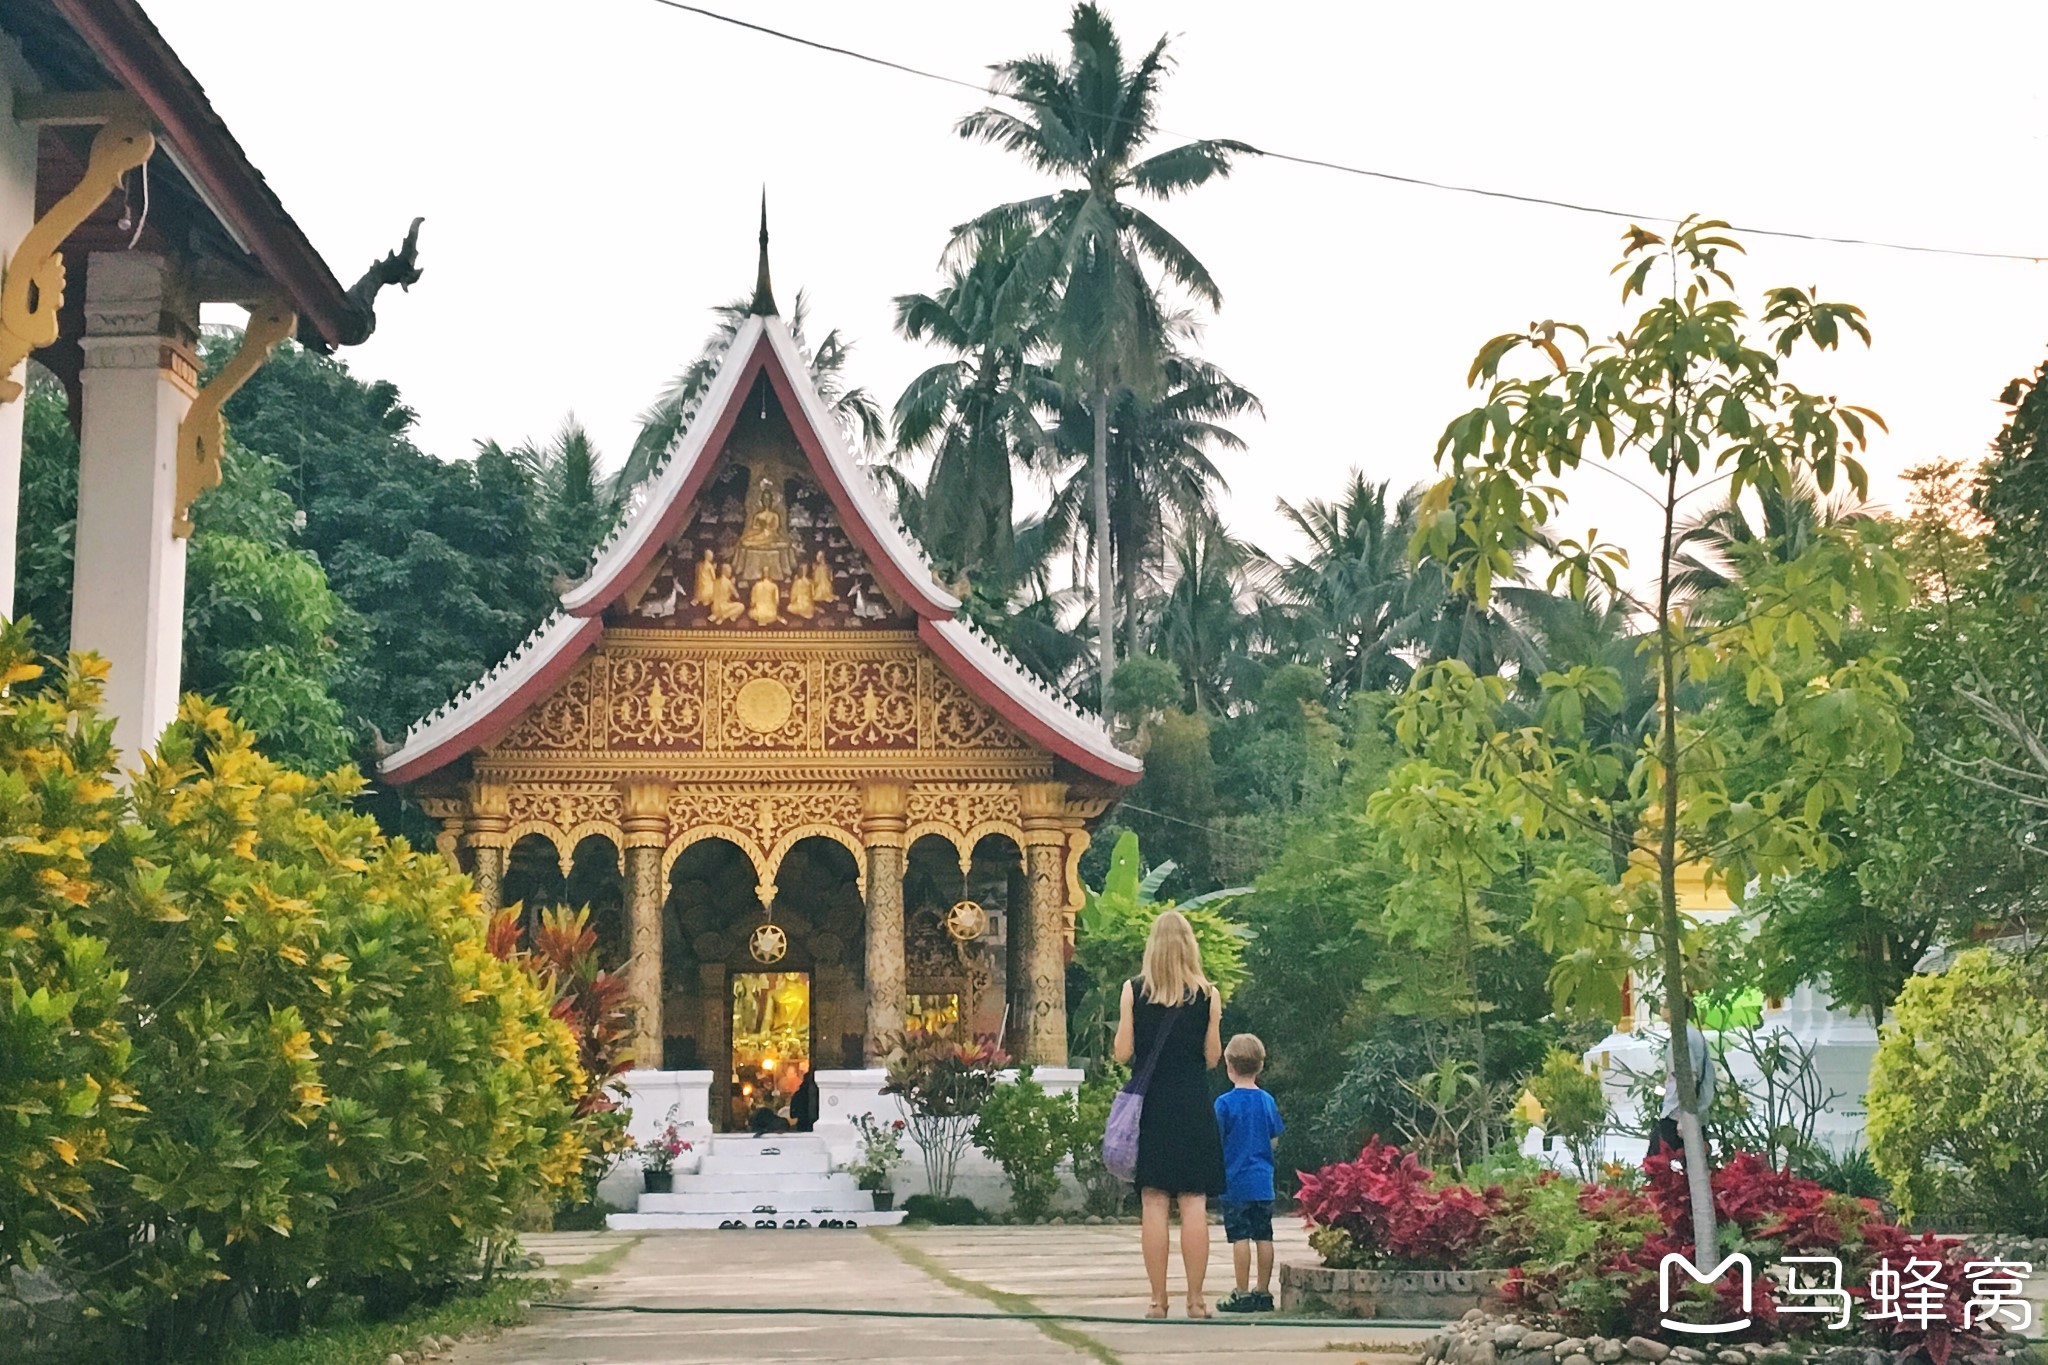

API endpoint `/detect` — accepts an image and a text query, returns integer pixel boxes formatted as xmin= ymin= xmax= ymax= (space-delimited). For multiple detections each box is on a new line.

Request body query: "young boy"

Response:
xmin=1213 ymin=1032 xmax=1285 ymax=1313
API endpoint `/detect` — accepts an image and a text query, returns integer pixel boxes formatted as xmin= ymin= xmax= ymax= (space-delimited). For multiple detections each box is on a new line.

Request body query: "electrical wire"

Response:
xmin=638 ymin=0 xmax=2045 ymax=264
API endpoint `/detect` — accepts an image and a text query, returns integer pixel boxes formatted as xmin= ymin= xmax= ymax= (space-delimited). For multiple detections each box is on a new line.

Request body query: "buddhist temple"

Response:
xmin=378 ymin=220 xmax=1139 ymax=1138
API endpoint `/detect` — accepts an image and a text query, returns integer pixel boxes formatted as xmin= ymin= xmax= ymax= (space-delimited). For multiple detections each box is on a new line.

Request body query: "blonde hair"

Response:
xmin=1224 ymin=1033 xmax=1266 ymax=1077
xmin=1139 ymin=909 xmax=1211 ymax=1005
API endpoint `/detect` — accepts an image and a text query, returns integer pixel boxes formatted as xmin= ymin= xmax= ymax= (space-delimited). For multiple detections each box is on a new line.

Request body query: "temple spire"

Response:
xmin=750 ymin=190 xmax=777 ymax=316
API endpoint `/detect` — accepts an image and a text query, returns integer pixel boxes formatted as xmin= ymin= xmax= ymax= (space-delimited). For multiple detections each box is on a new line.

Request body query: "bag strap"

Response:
xmin=1126 ymin=984 xmax=1183 ymax=1097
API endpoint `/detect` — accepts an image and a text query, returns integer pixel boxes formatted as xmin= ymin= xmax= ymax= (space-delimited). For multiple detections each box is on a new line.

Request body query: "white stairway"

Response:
xmin=607 ymin=1134 xmax=906 ymax=1230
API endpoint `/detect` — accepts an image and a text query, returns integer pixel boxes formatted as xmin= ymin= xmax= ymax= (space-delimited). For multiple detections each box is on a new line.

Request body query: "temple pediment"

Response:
xmin=378 ymin=297 xmax=1137 ymax=790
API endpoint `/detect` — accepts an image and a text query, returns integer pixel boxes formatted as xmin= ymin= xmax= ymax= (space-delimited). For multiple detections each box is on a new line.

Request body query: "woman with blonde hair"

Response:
xmin=1113 ymin=909 xmax=1225 ymax=1318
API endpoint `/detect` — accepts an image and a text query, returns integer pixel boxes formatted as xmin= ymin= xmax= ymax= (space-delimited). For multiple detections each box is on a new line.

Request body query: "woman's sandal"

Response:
xmin=1186 ymin=1297 xmax=1212 ymax=1320
xmin=1145 ymin=1298 xmax=1169 ymax=1319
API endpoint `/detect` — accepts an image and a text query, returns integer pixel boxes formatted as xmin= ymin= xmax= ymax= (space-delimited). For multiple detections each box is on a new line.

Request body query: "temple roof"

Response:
xmin=4 ymin=0 xmax=360 ymax=345
xmin=378 ymin=303 xmax=1140 ymax=788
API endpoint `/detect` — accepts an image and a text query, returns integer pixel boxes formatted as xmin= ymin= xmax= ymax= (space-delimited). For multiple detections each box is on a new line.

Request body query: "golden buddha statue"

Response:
xmin=707 ymin=562 xmax=744 ymax=623
xmin=733 ymin=474 xmax=800 ymax=583
xmin=787 ymin=569 xmax=816 ymax=619
xmin=690 ymin=548 xmax=717 ymax=606
xmin=747 ymin=574 xmax=782 ymax=626
xmin=810 ymin=551 xmax=836 ymax=602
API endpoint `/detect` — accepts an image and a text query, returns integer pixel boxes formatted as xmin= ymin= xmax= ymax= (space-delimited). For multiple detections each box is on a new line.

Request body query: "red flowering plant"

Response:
xmin=635 ymin=1118 xmax=694 ymax=1174
xmin=1295 ymin=1138 xmax=1503 ymax=1269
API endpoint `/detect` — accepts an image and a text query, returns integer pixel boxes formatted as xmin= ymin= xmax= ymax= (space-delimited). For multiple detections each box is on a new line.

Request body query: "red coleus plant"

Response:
xmin=1295 ymin=1138 xmax=1500 ymax=1269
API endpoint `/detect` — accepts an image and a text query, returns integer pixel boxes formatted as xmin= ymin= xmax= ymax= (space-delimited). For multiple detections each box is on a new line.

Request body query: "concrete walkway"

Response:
xmin=455 ymin=1223 xmax=1434 ymax=1364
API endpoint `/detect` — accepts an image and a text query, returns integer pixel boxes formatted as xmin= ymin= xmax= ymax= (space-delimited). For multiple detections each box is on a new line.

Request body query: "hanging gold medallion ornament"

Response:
xmin=749 ymin=920 xmax=788 ymax=964
xmin=944 ymin=899 xmax=988 ymax=942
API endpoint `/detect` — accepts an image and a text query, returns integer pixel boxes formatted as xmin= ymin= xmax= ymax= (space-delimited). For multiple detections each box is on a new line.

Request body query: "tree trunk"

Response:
xmin=1656 ymin=452 xmax=1718 ymax=1262
xmin=1093 ymin=390 xmax=1115 ymax=719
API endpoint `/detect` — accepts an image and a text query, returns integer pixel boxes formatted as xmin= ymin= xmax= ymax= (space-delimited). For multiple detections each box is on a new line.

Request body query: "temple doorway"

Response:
xmin=729 ymin=971 xmax=811 ymax=1131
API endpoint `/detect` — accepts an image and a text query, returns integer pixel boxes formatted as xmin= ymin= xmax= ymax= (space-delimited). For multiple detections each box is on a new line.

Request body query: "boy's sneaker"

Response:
xmin=1218 ymin=1290 xmax=1261 ymax=1313
xmin=1253 ymin=1290 xmax=1276 ymax=1312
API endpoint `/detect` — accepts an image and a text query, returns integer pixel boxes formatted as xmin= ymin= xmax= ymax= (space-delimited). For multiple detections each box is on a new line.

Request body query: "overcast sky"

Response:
xmin=155 ymin=1 xmax=2048 ymax=577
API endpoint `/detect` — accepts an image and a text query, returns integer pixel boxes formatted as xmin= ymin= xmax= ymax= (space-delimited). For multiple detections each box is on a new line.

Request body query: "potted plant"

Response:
xmin=636 ymin=1120 xmax=693 ymax=1194
xmin=845 ymin=1111 xmax=907 ymax=1210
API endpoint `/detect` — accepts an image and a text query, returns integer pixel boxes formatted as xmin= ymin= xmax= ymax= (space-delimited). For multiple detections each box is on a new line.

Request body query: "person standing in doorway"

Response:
xmin=1113 ymin=910 xmax=1225 ymax=1319
xmin=1647 ymin=1004 xmax=1714 ymax=1163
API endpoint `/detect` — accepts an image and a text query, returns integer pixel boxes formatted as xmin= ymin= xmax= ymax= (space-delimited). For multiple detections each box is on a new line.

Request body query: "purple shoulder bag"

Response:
xmin=1101 ymin=992 xmax=1179 ymax=1183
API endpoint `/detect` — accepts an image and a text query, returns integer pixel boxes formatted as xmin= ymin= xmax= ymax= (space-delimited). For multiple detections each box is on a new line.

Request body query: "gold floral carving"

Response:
xmin=930 ymin=671 xmax=1024 ymax=751
xmin=660 ymin=784 xmax=866 ymax=904
xmin=906 ymin=782 xmax=1024 ymax=869
xmin=823 ymin=658 xmax=917 ymax=749
xmin=716 ymin=660 xmax=811 ymax=749
xmin=498 ymin=657 xmax=601 ymax=752
xmin=505 ymin=784 xmax=625 ymax=872
xmin=606 ymin=655 xmax=702 ymax=749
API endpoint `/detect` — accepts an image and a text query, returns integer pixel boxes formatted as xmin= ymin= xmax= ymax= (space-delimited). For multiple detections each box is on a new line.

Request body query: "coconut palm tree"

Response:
xmin=1672 ymin=475 xmax=1873 ymax=600
xmin=891 ymin=221 xmax=1056 ymax=584
xmin=1147 ymin=513 xmax=1267 ymax=713
xmin=1267 ymin=475 xmax=1430 ymax=696
xmin=1041 ymin=349 xmax=1259 ymax=660
xmin=956 ymin=1 xmax=1249 ymax=715
xmin=614 ymin=291 xmax=885 ymax=497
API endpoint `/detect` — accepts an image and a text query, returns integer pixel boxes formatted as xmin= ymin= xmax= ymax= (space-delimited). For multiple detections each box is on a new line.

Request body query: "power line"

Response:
xmin=641 ymin=0 xmax=2045 ymax=265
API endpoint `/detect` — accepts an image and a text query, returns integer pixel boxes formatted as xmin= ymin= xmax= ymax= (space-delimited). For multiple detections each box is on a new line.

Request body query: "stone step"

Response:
xmin=639 ymin=1185 xmax=870 ymax=1214
xmin=698 ymin=1150 xmax=834 ymax=1175
xmin=607 ymin=1210 xmax=906 ymax=1231
xmin=672 ymin=1171 xmax=864 ymax=1195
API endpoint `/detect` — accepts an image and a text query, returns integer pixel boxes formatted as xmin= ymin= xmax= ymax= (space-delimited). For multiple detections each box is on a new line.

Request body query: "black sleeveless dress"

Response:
xmin=1129 ymin=981 xmax=1226 ymax=1197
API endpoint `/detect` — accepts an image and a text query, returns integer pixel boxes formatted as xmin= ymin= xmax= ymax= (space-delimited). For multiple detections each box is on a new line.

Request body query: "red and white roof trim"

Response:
xmin=378 ymin=310 xmax=1138 ymax=786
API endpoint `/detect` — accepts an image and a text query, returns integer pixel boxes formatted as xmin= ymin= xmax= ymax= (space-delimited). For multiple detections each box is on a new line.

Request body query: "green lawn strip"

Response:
xmin=873 ymin=1227 xmax=1123 ymax=1365
xmin=227 ymin=1276 xmax=550 ymax=1365
xmin=537 ymin=1232 xmax=645 ymax=1281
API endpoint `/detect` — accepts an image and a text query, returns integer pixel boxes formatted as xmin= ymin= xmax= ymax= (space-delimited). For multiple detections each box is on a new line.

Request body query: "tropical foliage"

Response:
xmin=0 ymin=623 xmax=599 ymax=1360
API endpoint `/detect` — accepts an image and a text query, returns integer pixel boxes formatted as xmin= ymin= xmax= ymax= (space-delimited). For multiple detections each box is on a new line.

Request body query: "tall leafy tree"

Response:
xmin=1419 ymin=219 xmax=1911 ymax=1257
xmin=220 ymin=341 xmax=562 ymax=746
xmin=14 ymin=357 xmax=361 ymax=773
xmin=617 ymin=291 xmax=885 ymax=496
xmin=956 ymin=1 xmax=1248 ymax=714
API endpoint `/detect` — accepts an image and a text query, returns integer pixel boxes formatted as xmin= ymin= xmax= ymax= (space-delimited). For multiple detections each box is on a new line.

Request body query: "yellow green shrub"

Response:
xmin=0 ymin=620 xmax=133 ymax=1271
xmin=52 ymin=695 xmax=586 ymax=1352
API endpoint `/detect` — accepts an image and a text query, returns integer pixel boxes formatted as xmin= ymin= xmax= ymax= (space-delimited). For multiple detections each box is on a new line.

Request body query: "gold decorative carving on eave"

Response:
xmin=602 ymin=627 xmax=920 ymax=649
xmin=472 ymin=756 xmax=1056 ymax=786
xmin=173 ymin=297 xmax=296 ymax=535
xmin=0 ymin=106 xmax=156 ymax=401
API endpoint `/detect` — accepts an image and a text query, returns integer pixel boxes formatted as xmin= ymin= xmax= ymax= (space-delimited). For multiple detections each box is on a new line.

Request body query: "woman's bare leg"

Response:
xmin=1178 ymin=1193 xmax=1210 ymax=1315
xmin=1140 ymin=1188 xmax=1170 ymax=1314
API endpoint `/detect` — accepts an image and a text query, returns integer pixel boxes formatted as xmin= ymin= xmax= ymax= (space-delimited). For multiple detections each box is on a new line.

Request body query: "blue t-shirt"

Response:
xmin=1213 ymin=1085 xmax=1285 ymax=1202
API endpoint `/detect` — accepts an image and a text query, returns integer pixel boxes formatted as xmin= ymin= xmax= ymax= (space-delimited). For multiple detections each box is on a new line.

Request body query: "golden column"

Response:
xmin=1017 ymin=782 xmax=1072 ymax=1067
xmin=861 ymin=780 xmax=909 ymax=1063
xmin=621 ymin=781 xmax=671 ymax=1071
xmin=465 ymin=782 xmax=511 ymax=916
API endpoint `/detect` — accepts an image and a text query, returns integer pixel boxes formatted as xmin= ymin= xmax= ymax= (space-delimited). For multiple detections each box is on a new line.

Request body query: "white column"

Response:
xmin=68 ymin=252 xmax=197 ymax=764
xmin=0 ymin=50 xmax=42 ymax=617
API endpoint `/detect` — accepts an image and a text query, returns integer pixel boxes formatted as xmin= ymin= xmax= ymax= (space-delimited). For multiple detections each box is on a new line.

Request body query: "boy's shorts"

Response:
xmin=1220 ymin=1199 xmax=1273 ymax=1243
